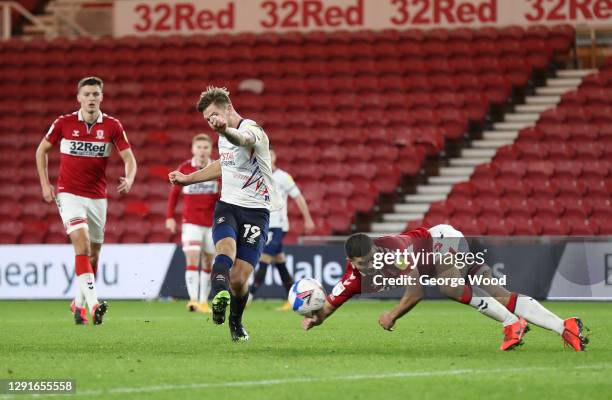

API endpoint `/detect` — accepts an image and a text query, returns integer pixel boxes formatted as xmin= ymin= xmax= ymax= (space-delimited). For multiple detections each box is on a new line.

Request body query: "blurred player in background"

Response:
xmin=169 ymin=86 xmax=280 ymax=341
xmin=249 ymin=146 xmax=315 ymax=310
xmin=166 ymin=133 xmax=220 ymax=313
xmin=35 ymin=76 xmax=137 ymax=325
xmin=303 ymin=224 xmax=588 ymax=352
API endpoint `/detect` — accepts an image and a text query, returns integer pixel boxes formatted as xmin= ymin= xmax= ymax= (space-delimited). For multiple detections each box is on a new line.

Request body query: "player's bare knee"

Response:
xmin=215 ymin=238 xmax=236 ymax=260
xmin=184 ymin=249 xmax=200 ymax=266
xmin=260 ymin=253 xmax=272 ymax=264
xmin=70 ymin=230 xmax=91 ymax=256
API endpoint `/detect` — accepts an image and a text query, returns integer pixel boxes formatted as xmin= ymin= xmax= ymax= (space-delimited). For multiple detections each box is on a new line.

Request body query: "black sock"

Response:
xmin=211 ymin=254 xmax=233 ymax=296
xmin=276 ymin=262 xmax=294 ymax=295
xmin=250 ymin=262 xmax=269 ymax=295
xmin=230 ymin=292 xmax=249 ymax=323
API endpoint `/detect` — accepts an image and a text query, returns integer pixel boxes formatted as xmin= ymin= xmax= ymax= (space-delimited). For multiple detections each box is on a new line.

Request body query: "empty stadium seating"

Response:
xmin=424 ymin=57 xmax=612 ymax=235
xmin=0 ymin=25 xmax=576 ymax=243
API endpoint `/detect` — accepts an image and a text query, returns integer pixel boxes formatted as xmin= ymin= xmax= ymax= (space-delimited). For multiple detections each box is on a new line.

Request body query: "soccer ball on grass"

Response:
xmin=287 ymin=278 xmax=326 ymax=316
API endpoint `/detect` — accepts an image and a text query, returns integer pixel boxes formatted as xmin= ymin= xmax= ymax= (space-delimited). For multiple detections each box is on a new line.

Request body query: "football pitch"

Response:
xmin=1 ymin=300 xmax=611 ymax=400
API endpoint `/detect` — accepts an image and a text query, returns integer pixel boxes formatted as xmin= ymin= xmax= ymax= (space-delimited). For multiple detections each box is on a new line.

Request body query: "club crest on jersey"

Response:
xmin=96 ymin=130 xmax=104 ymax=139
xmin=72 ymin=130 xmax=80 ymax=137
xmin=217 ymin=217 xmax=225 ymax=224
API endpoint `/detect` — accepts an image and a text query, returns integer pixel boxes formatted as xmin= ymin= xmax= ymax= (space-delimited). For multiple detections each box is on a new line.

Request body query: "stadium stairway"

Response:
xmin=370 ymin=68 xmax=595 ymax=235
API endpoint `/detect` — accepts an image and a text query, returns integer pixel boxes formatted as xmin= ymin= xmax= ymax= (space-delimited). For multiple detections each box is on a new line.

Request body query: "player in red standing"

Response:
xmin=35 ymin=77 xmax=137 ymax=325
xmin=302 ymin=224 xmax=588 ymax=351
xmin=166 ymin=133 xmax=220 ymax=313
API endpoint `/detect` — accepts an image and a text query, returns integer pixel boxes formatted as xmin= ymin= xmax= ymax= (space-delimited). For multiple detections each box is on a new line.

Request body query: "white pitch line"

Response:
xmin=1 ymin=364 xmax=610 ymax=399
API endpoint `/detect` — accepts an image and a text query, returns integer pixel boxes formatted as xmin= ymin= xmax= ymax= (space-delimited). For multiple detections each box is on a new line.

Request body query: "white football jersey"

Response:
xmin=218 ymin=119 xmax=281 ymax=210
xmin=269 ymin=168 xmax=301 ymax=231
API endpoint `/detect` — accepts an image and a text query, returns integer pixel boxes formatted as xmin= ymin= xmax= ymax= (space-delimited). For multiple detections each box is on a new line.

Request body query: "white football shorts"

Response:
xmin=55 ymin=192 xmax=107 ymax=244
xmin=181 ymin=223 xmax=215 ymax=254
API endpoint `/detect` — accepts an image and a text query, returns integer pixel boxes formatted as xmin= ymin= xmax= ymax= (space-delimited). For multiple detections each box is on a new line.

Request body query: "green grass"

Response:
xmin=0 ymin=300 xmax=611 ymax=400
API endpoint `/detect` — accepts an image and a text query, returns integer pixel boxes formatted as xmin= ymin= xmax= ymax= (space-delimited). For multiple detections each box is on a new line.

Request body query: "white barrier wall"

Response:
xmin=0 ymin=244 xmax=175 ymax=299
xmin=2 ymin=241 xmax=611 ymax=300
xmin=114 ymin=0 xmax=612 ymax=37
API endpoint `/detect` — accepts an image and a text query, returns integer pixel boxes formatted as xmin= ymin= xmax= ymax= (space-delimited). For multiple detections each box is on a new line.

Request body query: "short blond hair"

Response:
xmin=192 ymin=133 xmax=212 ymax=144
xmin=196 ymin=86 xmax=230 ymax=113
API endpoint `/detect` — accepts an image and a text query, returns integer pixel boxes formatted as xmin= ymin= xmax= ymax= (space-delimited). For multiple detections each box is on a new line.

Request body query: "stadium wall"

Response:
xmin=114 ymin=0 xmax=612 ymax=37
xmin=1 ymin=240 xmax=611 ymax=300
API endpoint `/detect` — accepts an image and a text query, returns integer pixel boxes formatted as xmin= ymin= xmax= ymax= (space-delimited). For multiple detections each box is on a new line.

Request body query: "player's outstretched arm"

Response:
xmin=294 ymin=195 xmax=315 ymax=234
xmin=302 ymin=301 xmax=336 ymax=331
xmin=118 ymin=148 xmax=137 ymax=194
xmin=35 ymin=138 xmax=55 ymax=203
xmin=169 ymin=160 xmax=221 ymax=186
xmin=379 ymin=269 xmax=424 ymax=331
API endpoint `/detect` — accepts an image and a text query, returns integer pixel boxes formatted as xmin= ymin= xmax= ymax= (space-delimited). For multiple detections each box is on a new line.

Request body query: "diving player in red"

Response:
xmin=302 ymin=224 xmax=589 ymax=351
xmin=35 ymin=76 xmax=137 ymax=325
xmin=166 ymin=133 xmax=220 ymax=313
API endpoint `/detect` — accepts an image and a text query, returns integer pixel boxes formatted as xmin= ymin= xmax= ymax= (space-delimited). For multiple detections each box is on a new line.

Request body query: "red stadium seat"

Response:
xmin=500 ymin=180 xmax=529 ymax=199
xmin=568 ymin=219 xmax=597 ymax=236
xmin=509 ymin=217 xmax=541 ymax=235
xmin=504 ymin=196 xmax=534 ymax=218
xmin=482 ymin=217 xmax=514 ymax=235
xmin=452 ymin=198 xmax=481 ymax=218
xmin=426 ymin=200 xmax=454 ymax=221
xmin=2 ymin=27 xmax=586 ymax=240
xmin=478 ymin=198 xmax=506 ymax=218
xmin=472 ymin=163 xmax=498 ymax=180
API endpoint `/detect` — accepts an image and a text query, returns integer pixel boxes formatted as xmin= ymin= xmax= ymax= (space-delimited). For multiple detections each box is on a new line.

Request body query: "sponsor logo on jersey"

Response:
xmin=60 ymin=139 xmax=111 ymax=158
xmin=220 ymin=152 xmax=236 ymax=166
xmin=184 ymin=181 xmax=218 ymax=195
xmin=72 ymin=130 xmax=80 ymax=137
xmin=217 ymin=217 xmax=225 ymax=224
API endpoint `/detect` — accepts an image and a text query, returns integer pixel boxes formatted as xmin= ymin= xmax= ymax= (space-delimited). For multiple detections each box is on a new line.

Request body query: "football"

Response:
xmin=288 ymin=278 xmax=327 ymax=316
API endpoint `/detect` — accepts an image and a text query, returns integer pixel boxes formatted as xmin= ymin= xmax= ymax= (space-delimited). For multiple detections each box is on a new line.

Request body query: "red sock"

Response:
xmin=75 ymin=255 xmax=93 ymax=276
xmin=506 ymin=292 xmax=519 ymax=313
xmin=458 ymin=285 xmax=473 ymax=304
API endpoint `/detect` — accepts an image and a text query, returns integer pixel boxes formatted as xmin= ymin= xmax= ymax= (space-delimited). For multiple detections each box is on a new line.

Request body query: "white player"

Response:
xmin=169 ymin=86 xmax=281 ymax=341
xmin=249 ymin=146 xmax=315 ymax=309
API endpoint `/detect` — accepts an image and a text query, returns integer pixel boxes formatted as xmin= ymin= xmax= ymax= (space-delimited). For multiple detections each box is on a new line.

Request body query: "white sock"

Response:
xmin=514 ymin=296 xmax=564 ymax=334
xmin=198 ymin=270 xmax=211 ymax=303
xmin=185 ymin=269 xmax=199 ymax=302
xmin=77 ymin=273 xmax=98 ymax=314
xmin=469 ymin=287 xmax=518 ymax=326
xmin=74 ymin=286 xmax=86 ymax=308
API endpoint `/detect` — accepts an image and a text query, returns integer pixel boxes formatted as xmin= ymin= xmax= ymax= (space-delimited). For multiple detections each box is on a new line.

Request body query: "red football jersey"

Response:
xmin=327 ymin=227 xmax=433 ymax=308
xmin=44 ymin=110 xmax=130 ymax=199
xmin=166 ymin=158 xmax=221 ymax=227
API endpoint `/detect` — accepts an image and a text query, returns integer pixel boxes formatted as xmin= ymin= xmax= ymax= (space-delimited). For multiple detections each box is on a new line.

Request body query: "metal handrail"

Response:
xmin=0 ymin=0 xmax=50 ymax=40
